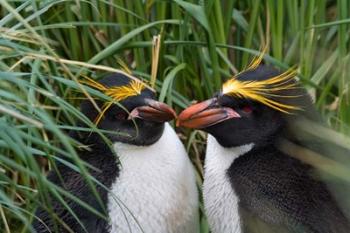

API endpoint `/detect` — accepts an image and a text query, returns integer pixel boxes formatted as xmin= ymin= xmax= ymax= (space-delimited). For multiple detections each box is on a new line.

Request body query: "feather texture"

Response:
xmin=244 ymin=45 xmax=268 ymax=71
xmin=222 ymin=67 xmax=301 ymax=113
xmin=80 ymin=77 xmax=146 ymax=124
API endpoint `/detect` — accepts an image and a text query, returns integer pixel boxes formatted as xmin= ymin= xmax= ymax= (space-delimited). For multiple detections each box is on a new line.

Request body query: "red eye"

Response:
xmin=115 ymin=112 xmax=127 ymax=120
xmin=242 ymin=106 xmax=253 ymax=114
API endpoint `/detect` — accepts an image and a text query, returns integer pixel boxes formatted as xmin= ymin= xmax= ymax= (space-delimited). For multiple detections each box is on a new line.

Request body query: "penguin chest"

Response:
xmin=107 ymin=124 xmax=198 ymax=233
xmin=203 ymin=135 xmax=253 ymax=233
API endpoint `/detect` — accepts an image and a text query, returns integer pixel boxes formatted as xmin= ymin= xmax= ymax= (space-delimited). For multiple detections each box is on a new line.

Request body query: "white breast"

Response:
xmin=203 ymin=135 xmax=253 ymax=233
xmin=107 ymin=123 xmax=199 ymax=233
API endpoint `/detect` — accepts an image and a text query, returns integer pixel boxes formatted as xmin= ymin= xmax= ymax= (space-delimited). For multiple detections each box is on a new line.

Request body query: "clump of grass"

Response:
xmin=0 ymin=1 xmax=349 ymax=232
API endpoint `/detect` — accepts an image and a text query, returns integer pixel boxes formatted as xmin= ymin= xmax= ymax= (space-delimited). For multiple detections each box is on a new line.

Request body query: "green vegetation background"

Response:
xmin=0 ymin=0 xmax=350 ymax=232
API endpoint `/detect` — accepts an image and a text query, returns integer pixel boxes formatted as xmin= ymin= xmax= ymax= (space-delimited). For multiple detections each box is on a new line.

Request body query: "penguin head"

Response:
xmin=80 ymin=73 xmax=176 ymax=146
xmin=178 ymin=65 xmax=314 ymax=147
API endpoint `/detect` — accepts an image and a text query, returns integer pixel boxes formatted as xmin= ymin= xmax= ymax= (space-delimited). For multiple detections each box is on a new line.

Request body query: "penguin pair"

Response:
xmin=178 ymin=64 xmax=350 ymax=233
xmin=33 ymin=74 xmax=199 ymax=233
xmin=34 ymin=64 xmax=350 ymax=233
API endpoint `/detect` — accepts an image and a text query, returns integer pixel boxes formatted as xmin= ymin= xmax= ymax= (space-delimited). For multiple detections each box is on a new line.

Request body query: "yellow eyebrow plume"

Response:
xmin=245 ymin=45 xmax=268 ymax=71
xmin=80 ymin=77 xmax=145 ymax=102
xmin=80 ymin=76 xmax=146 ymax=124
xmin=222 ymin=67 xmax=301 ymax=114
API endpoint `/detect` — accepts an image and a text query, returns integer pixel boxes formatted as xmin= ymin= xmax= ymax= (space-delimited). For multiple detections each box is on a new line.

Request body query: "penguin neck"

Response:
xmin=112 ymin=123 xmax=167 ymax=153
xmin=206 ymin=135 xmax=254 ymax=162
xmin=204 ymin=134 xmax=254 ymax=233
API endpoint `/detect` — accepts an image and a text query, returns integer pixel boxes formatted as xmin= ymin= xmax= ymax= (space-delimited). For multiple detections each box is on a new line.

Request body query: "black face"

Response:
xmin=177 ymin=93 xmax=285 ymax=147
xmin=204 ymin=95 xmax=285 ymax=147
xmin=80 ymin=74 xmax=176 ymax=146
xmin=178 ymin=65 xmax=312 ymax=147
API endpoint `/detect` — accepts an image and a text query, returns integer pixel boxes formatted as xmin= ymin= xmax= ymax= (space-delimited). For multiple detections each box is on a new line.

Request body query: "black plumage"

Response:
xmin=229 ymin=144 xmax=350 ymax=233
xmin=33 ymin=136 xmax=118 ymax=233
xmin=178 ymin=65 xmax=350 ymax=233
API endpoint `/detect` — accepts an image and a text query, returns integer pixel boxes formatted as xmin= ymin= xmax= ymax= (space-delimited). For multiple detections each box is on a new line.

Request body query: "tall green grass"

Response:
xmin=0 ymin=0 xmax=349 ymax=232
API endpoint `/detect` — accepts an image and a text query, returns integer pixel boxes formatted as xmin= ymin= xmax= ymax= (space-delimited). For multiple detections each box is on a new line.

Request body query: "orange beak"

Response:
xmin=129 ymin=99 xmax=177 ymax=123
xmin=177 ymin=98 xmax=240 ymax=129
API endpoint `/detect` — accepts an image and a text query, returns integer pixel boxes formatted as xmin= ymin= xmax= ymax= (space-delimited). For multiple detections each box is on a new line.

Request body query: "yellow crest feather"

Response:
xmin=222 ymin=67 xmax=301 ymax=114
xmin=80 ymin=76 xmax=145 ymax=124
xmin=245 ymin=45 xmax=268 ymax=71
xmin=116 ymin=58 xmax=132 ymax=75
xmin=80 ymin=77 xmax=145 ymax=102
xmin=104 ymin=80 xmax=145 ymax=101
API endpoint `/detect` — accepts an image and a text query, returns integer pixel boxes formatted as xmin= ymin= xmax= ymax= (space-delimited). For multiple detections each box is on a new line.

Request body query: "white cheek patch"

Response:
xmin=203 ymin=135 xmax=254 ymax=233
